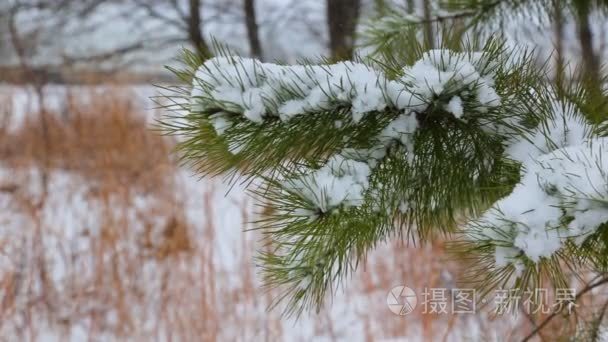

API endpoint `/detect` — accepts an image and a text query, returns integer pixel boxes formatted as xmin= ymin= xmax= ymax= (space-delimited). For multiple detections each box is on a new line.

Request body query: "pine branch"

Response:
xmin=158 ymin=18 xmax=608 ymax=316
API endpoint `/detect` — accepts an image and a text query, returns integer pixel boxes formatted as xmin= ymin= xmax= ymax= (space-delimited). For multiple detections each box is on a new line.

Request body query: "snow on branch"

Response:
xmin=506 ymin=96 xmax=593 ymax=164
xmin=472 ymin=136 xmax=608 ymax=270
xmin=185 ymin=50 xmax=511 ymax=217
xmin=164 ymin=43 xmax=608 ymax=315
xmin=190 ymin=50 xmax=501 ymax=130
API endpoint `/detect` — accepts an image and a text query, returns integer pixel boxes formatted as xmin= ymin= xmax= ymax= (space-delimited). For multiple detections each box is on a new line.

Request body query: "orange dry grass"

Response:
xmin=0 ymin=88 xmax=284 ymax=341
xmin=1 ymin=88 xmax=173 ymax=193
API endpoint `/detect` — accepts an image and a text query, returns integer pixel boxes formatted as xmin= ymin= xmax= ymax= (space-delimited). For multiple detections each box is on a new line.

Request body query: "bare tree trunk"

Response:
xmin=577 ymin=8 xmax=599 ymax=83
xmin=574 ymin=0 xmax=600 ymax=80
xmin=406 ymin=0 xmax=415 ymax=13
xmin=422 ymin=0 xmax=434 ymax=49
xmin=575 ymin=0 xmax=605 ymax=122
xmin=553 ymin=0 xmax=565 ymax=92
xmin=326 ymin=0 xmax=361 ymax=61
xmin=244 ymin=0 xmax=263 ymax=59
xmin=188 ymin=0 xmax=210 ymax=56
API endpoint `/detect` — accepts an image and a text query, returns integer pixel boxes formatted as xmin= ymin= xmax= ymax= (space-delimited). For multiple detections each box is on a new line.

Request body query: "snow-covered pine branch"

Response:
xmin=480 ymin=136 xmax=608 ymax=266
xmin=460 ymin=97 xmax=607 ymax=291
xmin=161 ymin=39 xmax=608 ymax=316
xmin=190 ymin=49 xmax=500 ymax=127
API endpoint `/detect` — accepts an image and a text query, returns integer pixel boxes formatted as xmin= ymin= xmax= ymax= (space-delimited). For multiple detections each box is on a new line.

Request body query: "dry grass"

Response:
xmin=0 ymin=86 xmax=604 ymax=341
xmin=0 ymin=87 xmax=281 ymax=341
xmin=1 ymin=88 xmax=173 ymax=194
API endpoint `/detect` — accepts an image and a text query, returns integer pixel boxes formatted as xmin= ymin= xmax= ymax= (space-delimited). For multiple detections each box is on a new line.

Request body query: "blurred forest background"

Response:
xmin=0 ymin=0 xmax=607 ymax=341
xmin=1 ymin=0 xmax=604 ymax=82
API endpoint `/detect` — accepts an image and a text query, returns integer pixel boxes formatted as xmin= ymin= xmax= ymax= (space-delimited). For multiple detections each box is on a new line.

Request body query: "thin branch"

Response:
xmin=133 ymin=0 xmax=187 ymax=30
xmin=521 ymin=275 xmax=608 ymax=342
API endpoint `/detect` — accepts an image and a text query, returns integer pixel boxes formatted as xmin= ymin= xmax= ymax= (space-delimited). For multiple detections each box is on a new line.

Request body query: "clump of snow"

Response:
xmin=283 ymin=154 xmax=372 ymax=213
xmin=190 ymin=49 xmax=502 ymax=136
xmin=445 ymin=96 xmax=464 ymax=118
xmin=379 ymin=112 xmax=419 ymax=146
xmin=401 ymin=49 xmax=501 ymax=116
xmin=208 ymin=112 xmax=233 ymax=135
xmin=473 ymin=137 xmax=608 ymax=265
xmin=506 ymin=97 xmax=592 ymax=163
xmin=378 ymin=112 xmax=420 ymax=160
xmin=285 ymin=111 xmax=421 ymax=215
xmin=191 ymin=56 xmax=399 ymax=124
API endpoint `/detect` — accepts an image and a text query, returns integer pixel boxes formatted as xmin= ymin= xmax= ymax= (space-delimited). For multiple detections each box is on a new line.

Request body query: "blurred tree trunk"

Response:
xmin=406 ymin=0 xmax=415 ymax=13
xmin=553 ymin=0 xmax=564 ymax=92
xmin=422 ymin=0 xmax=434 ymax=49
xmin=574 ymin=0 xmax=604 ymax=122
xmin=326 ymin=0 xmax=361 ymax=61
xmin=244 ymin=0 xmax=263 ymax=59
xmin=576 ymin=1 xmax=599 ymax=81
xmin=188 ymin=0 xmax=210 ymax=56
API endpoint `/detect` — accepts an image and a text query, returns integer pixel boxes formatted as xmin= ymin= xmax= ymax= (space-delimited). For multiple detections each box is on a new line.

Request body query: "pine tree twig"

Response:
xmin=521 ymin=275 xmax=608 ymax=342
xmin=162 ymin=33 xmax=608 ymax=317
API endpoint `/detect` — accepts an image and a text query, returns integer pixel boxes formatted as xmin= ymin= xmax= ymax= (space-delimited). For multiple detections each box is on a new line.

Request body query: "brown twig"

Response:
xmin=522 ymin=275 xmax=608 ymax=342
